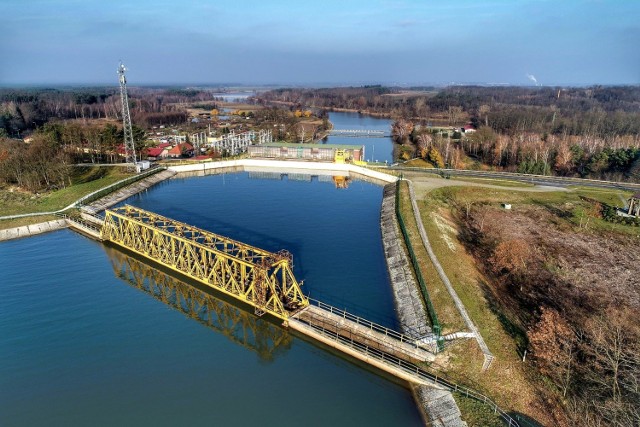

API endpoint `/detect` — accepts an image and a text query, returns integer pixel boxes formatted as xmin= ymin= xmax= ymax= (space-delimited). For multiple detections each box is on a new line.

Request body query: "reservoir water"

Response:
xmin=0 ymin=114 xmax=421 ymax=426
xmin=326 ymin=112 xmax=394 ymax=164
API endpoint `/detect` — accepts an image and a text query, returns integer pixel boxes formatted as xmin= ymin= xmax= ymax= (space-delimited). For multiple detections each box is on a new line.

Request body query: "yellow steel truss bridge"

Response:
xmin=101 ymin=205 xmax=309 ymax=323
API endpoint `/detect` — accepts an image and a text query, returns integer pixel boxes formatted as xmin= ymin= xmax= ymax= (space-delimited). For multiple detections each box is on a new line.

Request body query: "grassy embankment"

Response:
xmin=0 ymin=166 xmax=133 ymax=229
xmin=397 ymin=176 xmax=634 ymax=426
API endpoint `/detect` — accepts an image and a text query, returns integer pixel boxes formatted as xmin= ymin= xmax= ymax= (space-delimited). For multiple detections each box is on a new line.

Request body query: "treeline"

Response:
xmin=257 ymin=85 xmax=640 ymax=138
xmin=0 ymin=122 xmax=145 ymax=191
xmin=0 ymin=87 xmax=216 ymax=137
xmin=0 ymin=135 xmax=72 ymax=192
xmin=394 ymin=121 xmax=640 ymax=181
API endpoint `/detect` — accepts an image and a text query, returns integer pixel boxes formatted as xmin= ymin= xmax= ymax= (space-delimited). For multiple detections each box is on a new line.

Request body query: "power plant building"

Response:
xmin=248 ymin=142 xmax=364 ymax=163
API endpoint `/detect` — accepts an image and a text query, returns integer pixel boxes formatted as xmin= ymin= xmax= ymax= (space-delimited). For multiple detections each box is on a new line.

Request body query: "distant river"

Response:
xmin=213 ymin=91 xmax=256 ymax=102
xmin=0 ymin=171 xmax=422 ymax=426
xmin=325 ymin=112 xmax=394 ymax=163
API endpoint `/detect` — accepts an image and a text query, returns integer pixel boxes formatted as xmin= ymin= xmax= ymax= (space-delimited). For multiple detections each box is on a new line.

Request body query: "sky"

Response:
xmin=1 ymin=0 xmax=638 ymax=86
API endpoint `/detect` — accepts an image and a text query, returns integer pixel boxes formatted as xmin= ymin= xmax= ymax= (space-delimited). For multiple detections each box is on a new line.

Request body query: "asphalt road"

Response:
xmin=388 ymin=166 xmax=640 ymax=192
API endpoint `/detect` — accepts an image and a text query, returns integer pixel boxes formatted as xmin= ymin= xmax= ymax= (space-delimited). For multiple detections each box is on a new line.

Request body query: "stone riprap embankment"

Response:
xmin=380 ymin=183 xmax=466 ymax=427
xmin=380 ymin=183 xmax=431 ymax=338
xmin=82 ymin=169 xmax=176 ymax=214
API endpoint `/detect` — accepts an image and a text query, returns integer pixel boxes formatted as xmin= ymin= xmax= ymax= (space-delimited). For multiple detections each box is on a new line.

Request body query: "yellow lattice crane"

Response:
xmin=101 ymin=205 xmax=309 ymax=323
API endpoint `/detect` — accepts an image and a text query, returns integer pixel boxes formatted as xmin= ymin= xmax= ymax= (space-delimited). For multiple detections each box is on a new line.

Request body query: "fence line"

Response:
xmin=395 ymin=180 xmax=443 ymax=344
xmin=297 ymin=316 xmax=520 ymax=427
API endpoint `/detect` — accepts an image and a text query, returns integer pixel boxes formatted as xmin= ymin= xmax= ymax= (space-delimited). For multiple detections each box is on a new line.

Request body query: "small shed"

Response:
xmin=627 ymin=193 xmax=640 ymax=217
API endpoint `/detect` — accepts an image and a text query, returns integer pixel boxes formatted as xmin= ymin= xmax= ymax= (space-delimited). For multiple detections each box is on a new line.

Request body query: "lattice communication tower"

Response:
xmin=117 ymin=62 xmax=137 ymax=172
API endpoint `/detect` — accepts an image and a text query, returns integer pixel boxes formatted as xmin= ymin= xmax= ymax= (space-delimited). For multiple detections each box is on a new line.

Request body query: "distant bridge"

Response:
xmin=329 ymin=129 xmax=389 ymax=138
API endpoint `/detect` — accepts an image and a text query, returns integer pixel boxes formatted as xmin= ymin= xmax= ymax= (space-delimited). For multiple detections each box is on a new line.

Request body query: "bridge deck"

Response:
xmin=293 ymin=304 xmax=436 ymax=363
xmin=61 ymin=214 xmax=103 ymax=240
xmin=329 ymin=129 xmax=390 ymax=138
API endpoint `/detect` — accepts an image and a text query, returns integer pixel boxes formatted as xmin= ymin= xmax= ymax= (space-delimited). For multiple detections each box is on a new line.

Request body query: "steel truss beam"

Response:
xmin=101 ymin=205 xmax=308 ymax=323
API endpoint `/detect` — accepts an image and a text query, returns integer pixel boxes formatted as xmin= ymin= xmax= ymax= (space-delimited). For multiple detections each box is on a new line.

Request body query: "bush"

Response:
xmin=601 ymin=203 xmax=640 ymax=226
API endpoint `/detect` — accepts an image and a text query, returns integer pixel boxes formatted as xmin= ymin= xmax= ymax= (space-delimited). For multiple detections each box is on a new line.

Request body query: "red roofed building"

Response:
xmin=167 ymin=143 xmax=194 ymax=159
xmin=147 ymin=146 xmax=169 ymax=160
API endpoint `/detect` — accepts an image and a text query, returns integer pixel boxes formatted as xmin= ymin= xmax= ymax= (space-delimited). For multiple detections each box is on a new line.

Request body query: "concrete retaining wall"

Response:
xmin=0 ymin=219 xmax=68 ymax=242
xmin=82 ymin=169 xmax=177 ymax=214
xmin=380 ymin=183 xmax=432 ymax=339
xmin=168 ymin=159 xmax=398 ymax=184
xmin=380 ymin=183 xmax=467 ymax=427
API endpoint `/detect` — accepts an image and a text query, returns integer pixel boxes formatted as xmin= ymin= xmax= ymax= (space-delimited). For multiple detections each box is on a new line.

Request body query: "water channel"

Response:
xmin=326 ymin=112 xmax=394 ymax=164
xmin=0 ymin=113 xmax=422 ymax=426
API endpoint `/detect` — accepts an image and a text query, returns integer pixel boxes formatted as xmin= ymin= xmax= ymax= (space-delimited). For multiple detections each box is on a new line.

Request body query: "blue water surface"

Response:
xmin=325 ymin=112 xmax=394 ymax=163
xmin=0 ymin=173 xmax=422 ymax=427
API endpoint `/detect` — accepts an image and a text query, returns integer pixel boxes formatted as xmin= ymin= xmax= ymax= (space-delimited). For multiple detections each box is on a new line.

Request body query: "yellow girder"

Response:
xmin=101 ymin=205 xmax=309 ymax=323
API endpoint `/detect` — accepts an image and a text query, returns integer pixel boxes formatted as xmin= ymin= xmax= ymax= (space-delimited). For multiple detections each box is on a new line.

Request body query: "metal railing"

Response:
xmin=308 ymin=298 xmax=438 ymax=352
xmin=395 ymin=180 xmax=443 ymax=341
xmin=55 ymin=212 xmax=102 ymax=235
xmin=301 ymin=317 xmax=520 ymax=427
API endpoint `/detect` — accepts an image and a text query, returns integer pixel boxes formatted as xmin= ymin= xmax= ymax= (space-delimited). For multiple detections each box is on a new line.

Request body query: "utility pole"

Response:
xmin=118 ymin=62 xmax=138 ymax=172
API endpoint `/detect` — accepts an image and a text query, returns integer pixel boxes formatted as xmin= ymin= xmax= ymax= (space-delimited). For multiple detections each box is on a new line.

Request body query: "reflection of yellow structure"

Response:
xmin=101 ymin=205 xmax=308 ymax=323
xmin=107 ymin=247 xmax=292 ymax=361
xmin=333 ymin=176 xmax=350 ymax=189
xmin=334 ymin=149 xmax=346 ymax=164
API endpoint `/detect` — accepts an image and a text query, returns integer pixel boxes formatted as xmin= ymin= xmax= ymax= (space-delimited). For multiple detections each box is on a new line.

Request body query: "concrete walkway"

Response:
xmin=168 ymin=158 xmax=398 ymax=183
xmin=405 ymin=179 xmax=494 ymax=370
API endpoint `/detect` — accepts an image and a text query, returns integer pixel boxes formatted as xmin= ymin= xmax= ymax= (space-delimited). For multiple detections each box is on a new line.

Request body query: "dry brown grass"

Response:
xmin=416 ymin=183 xmax=639 ymax=426
xmin=405 ymin=184 xmax=576 ymax=426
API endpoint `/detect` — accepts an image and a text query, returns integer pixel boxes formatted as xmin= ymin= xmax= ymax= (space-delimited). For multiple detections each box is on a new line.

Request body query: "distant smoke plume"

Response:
xmin=526 ymin=74 xmax=539 ymax=85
